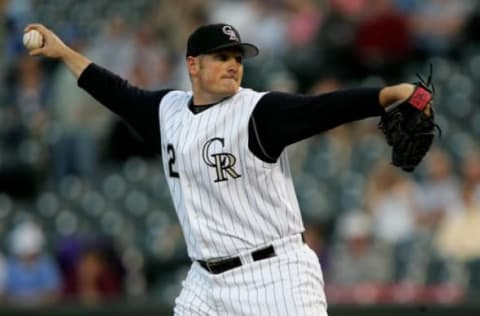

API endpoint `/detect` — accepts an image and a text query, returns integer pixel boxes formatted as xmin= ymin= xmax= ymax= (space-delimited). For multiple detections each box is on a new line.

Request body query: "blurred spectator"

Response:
xmin=151 ymin=0 xmax=208 ymax=57
xmin=49 ymin=32 xmax=110 ymax=186
xmin=283 ymin=0 xmax=324 ymax=91
xmin=4 ymin=55 xmax=49 ymax=148
xmin=87 ymin=16 xmax=134 ymax=78
xmin=415 ymin=147 xmax=462 ymax=234
xmin=435 ymin=181 xmax=480 ymax=297
xmin=0 ymin=54 xmax=49 ymax=198
xmin=352 ymin=0 xmax=411 ymax=80
xmin=311 ymin=0 xmax=367 ymax=81
xmin=461 ymin=150 xmax=480 ymax=204
xmin=408 ymin=148 xmax=462 ymax=286
xmin=3 ymin=221 xmax=61 ymax=307
xmin=128 ymin=23 xmax=175 ymax=90
xmin=285 ymin=0 xmax=322 ymax=50
xmin=328 ymin=210 xmax=393 ymax=285
xmin=72 ymin=249 xmax=123 ymax=305
xmin=3 ymin=0 xmax=34 ymax=63
xmin=56 ymin=234 xmax=124 ymax=305
xmin=435 ymin=181 xmax=480 ymax=263
xmin=365 ymin=161 xmax=418 ymax=281
xmin=210 ymin=0 xmax=287 ymax=57
xmin=303 ymin=222 xmax=330 ymax=271
xmin=9 ymin=55 xmax=49 ymax=127
xmin=407 ymin=0 xmax=475 ymax=59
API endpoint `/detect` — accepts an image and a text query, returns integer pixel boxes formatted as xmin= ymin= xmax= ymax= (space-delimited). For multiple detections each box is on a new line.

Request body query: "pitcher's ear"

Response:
xmin=186 ymin=56 xmax=199 ymax=75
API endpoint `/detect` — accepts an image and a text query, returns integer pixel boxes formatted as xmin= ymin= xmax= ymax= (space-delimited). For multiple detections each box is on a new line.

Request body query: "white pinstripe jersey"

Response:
xmin=159 ymin=88 xmax=304 ymax=260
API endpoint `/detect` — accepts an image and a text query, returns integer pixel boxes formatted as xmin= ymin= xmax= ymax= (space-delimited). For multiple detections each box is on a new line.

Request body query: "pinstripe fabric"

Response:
xmin=160 ymin=89 xmax=326 ymax=315
xmin=175 ymin=235 xmax=328 ymax=315
xmin=159 ymin=88 xmax=304 ymax=260
xmin=174 ymin=262 xmax=217 ymax=316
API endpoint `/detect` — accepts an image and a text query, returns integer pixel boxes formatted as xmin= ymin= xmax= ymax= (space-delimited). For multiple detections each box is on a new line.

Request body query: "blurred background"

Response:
xmin=1 ymin=0 xmax=480 ymax=314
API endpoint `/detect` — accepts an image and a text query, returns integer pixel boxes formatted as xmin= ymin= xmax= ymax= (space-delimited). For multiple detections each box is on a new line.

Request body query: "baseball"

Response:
xmin=23 ymin=29 xmax=43 ymax=50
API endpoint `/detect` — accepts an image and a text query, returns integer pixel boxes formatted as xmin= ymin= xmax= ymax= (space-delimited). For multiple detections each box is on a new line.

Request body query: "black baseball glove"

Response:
xmin=378 ymin=70 xmax=441 ymax=172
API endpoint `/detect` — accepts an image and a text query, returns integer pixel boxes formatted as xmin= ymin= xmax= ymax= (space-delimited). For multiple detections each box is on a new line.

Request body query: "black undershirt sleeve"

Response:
xmin=248 ymin=88 xmax=384 ymax=162
xmin=78 ymin=63 xmax=172 ymax=153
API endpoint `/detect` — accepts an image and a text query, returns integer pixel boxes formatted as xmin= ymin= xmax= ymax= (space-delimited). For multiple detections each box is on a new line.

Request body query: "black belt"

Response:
xmin=198 ymin=245 xmax=276 ymax=274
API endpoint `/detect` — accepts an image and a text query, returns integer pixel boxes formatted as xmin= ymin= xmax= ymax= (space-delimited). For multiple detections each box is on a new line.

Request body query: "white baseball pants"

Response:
xmin=174 ymin=234 xmax=328 ymax=316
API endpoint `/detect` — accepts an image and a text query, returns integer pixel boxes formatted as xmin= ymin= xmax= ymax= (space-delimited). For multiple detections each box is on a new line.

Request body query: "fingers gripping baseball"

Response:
xmin=24 ymin=24 xmax=69 ymax=58
xmin=23 ymin=29 xmax=43 ymax=50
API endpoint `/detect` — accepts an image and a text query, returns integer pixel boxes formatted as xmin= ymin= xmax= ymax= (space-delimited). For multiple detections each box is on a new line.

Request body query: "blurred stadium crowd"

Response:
xmin=1 ymin=0 xmax=480 ymax=308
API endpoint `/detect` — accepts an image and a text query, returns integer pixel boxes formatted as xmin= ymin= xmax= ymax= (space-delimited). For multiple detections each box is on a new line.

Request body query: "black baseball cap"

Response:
xmin=186 ymin=23 xmax=259 ymax=58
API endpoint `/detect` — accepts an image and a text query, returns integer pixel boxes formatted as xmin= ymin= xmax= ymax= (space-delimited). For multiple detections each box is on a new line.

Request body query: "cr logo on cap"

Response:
xmin=222 ymin=25 xmax=239 ymax=41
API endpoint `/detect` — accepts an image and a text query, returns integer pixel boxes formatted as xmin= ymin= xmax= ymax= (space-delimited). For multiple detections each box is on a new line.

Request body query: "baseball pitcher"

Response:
xmin=24 ymin=22 xmax=438 ymax=315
